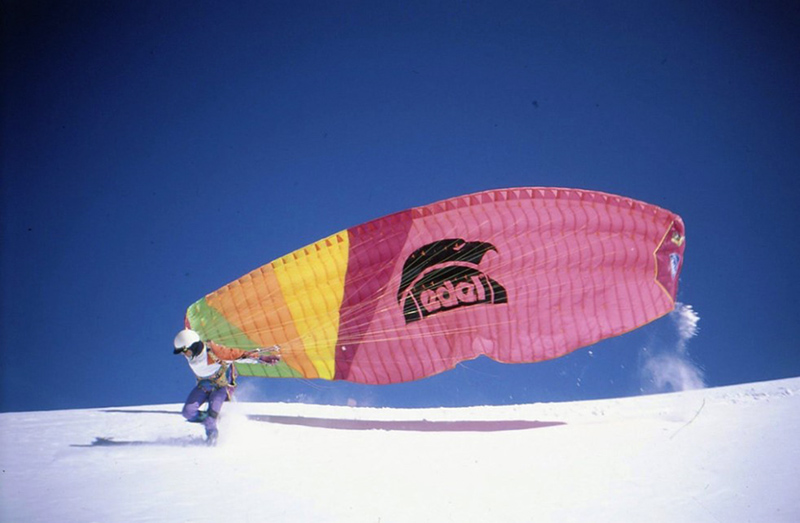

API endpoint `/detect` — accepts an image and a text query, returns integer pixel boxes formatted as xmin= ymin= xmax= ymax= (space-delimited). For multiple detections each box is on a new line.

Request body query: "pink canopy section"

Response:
xmin=334 ymin=187 xmax=685 ymax=384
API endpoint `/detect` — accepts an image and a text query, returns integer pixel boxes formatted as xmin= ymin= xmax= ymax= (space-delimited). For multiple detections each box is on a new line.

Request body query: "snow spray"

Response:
xmin=640 ymin=303 xmax=705 ymax=393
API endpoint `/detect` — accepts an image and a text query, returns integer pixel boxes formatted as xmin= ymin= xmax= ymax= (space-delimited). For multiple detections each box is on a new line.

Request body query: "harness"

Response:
xmin=196 ymin=352 xmax=238 ymax=395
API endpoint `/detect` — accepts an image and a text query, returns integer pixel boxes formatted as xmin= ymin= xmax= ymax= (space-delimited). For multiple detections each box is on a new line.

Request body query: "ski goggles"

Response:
xmin=174 ymin=340 xmax=204 ymax=355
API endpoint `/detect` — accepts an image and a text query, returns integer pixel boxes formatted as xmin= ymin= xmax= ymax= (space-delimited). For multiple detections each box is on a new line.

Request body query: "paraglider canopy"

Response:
xmin=182 ymin=187 xmax=685 ymax=384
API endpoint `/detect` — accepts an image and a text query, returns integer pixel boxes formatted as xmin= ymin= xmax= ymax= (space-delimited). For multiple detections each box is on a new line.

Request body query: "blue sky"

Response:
xmin=2 ymin=1 xmax=798 ymax=412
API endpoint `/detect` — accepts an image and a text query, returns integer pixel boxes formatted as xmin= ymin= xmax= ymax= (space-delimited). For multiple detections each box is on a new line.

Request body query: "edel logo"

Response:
xmin=397 ymin=239 xmax=507 ymax=324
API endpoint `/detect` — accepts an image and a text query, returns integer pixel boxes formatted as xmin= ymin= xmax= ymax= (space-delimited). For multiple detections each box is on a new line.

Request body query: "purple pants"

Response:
xmin=182 ymin=385 xmax=231 ymax=435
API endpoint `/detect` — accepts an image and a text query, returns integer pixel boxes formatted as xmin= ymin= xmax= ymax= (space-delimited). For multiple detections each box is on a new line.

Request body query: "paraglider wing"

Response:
xmin=184 ymin=187 xmax=685 ymax=384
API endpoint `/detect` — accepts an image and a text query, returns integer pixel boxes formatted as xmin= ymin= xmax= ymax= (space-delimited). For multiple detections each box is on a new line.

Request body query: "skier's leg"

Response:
xmin=203 ymin=386 xmax=229 ymax=438
xmin=182 ymin=386 xmax=209 ymax=422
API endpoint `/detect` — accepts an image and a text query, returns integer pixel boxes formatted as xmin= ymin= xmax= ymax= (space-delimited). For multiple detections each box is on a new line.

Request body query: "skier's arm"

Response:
xmin=206 ymin=340 xmax=251 ymax=361
xmin=207 ymin=340 xmax=281 ymax=364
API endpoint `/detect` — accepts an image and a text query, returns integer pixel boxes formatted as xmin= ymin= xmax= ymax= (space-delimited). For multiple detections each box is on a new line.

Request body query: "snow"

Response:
xmin=2 ymin=377 xmax=799 ymax=522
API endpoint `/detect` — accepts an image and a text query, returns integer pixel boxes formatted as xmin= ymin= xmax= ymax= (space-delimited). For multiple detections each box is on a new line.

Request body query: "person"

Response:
xmin=173 ymin=328 xmax=280 ymax=445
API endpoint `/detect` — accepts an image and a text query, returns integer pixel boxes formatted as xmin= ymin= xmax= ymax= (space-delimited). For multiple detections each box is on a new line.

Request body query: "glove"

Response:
xmin=244 ymin=346 xmax=281 ymax=365
xmin=258 ymin=354 xmax=281 ymax=365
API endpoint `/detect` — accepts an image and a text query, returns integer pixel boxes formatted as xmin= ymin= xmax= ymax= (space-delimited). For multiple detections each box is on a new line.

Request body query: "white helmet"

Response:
xmin=173 ymin=329 xmax=201 ymax=354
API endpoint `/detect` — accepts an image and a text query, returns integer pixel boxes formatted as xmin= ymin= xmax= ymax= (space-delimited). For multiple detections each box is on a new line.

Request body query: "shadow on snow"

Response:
xmin=97 ymin=408 xmax=567 ymax=432
xmin=72 ymin=436 xmax=207 ymax=448
xmin=247 ymin=415 xmax=566 ymax=432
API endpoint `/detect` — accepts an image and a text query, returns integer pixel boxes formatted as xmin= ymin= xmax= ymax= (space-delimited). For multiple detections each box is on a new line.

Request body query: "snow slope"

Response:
xmin=1 ymin=377 xmax=798 ymax=523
